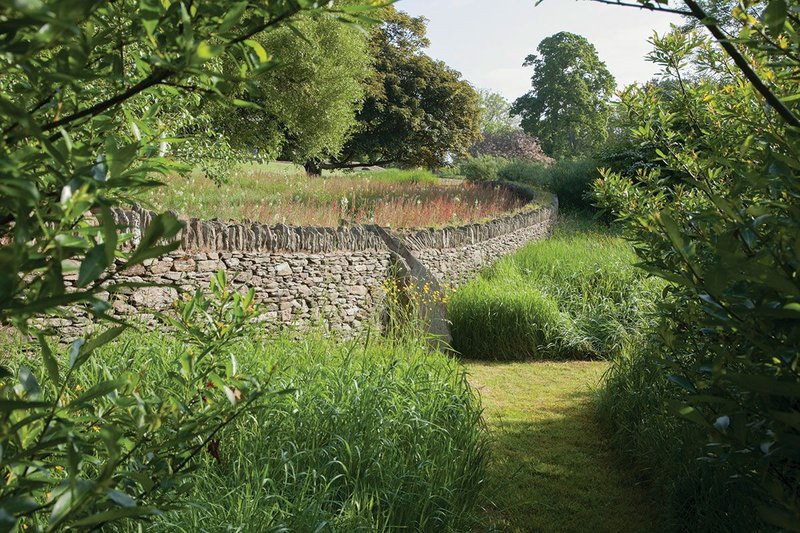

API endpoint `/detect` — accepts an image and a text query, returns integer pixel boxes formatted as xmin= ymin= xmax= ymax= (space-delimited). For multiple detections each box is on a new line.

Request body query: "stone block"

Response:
xmin=173 ymin=257 xmax=195 ymax=272
xmin=349 ymin=285 xmax=368 ymax=297
xmin=197 ymin=260 xmax=222 ymax=272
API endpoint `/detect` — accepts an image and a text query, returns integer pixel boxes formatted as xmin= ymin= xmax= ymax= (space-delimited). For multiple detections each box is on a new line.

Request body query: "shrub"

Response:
xmin=448 ymin=215 xmax=661 ymax=360
xmin=459 ymin=155 xmax=509 ymax=181
xmin=594 ymin=23 xmax=800 ymax=526
xmin=598 ymin=347 xmax=761 ymax=532
xmin=498 ymin=159 xmax=599 ymax=211
xmin=469 ymin=130 xmax=554 ymax=165
xmin=0 ymin=273 xmax=268 ymax=530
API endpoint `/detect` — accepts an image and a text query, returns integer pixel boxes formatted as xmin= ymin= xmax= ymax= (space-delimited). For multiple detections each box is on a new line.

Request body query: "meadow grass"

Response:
xmin=143 ymin=164 xmax=525 ymax=228
xmin=448 ymin=214 xmax=662 ymax=360
xmin=85 ymin=331 xmax=487 ymax=532
xmin=467 ymin=360 xmax=660 ymax=533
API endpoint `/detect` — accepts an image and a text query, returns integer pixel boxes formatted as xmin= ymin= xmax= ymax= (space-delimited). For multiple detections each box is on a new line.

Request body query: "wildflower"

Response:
xmin=74 ymin=384 xmax=83 ymax=392
xmin=54 ymin=465 xmax=64 ymax=472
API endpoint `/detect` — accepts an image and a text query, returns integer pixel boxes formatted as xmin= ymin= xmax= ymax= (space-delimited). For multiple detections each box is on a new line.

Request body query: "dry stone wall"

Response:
xmin=71 ymin=185 xmax=557 ymax=336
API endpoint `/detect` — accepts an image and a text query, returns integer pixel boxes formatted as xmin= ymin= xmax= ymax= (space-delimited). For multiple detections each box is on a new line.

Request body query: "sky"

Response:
xmin=397 ymin=0 xmax=680 ymax=101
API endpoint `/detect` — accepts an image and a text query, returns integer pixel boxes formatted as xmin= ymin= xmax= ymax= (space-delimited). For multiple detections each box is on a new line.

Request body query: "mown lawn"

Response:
xmin=467 ymin=360 xmax=661 ymax=533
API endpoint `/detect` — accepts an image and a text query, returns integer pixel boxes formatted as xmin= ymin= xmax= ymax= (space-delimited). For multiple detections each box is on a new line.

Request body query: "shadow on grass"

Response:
xmin=472 ymin=369 xmax=661 ymax=533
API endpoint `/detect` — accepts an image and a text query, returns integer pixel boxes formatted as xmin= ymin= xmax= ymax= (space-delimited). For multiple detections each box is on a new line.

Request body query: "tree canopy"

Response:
xmin=477 ymin=89 xmax=520 ymax=134
xmin=331 ymin=8 xmax=481 ymax=171
xmin=511 ymin=32 xmax=615 ymax=159
xmin=217 ymin=6 xmax=371 ymax=168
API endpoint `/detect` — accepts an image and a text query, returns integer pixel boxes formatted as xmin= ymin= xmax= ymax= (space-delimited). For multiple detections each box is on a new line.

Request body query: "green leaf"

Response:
xmin=0 ymin=509 xmax=16 ymax=531
xmin=70 ymin=327 xmax=126 ymax=370
xmin=69 ymin=339 xmax=85 ymax=369
xmin=37 ymin=334 xmax=60 ymax=387
xmin=727 ymin=374 xmax=800 ymax=398
xmin=125 ymin=212 xmax=184 ymax=267
xmin=0 ymin=399 xmax=52 ymax=410
xmin=195 ymin=40 xmax=222 ymax=60
xmin=77 ymin=244 xmax=109 ymax=287
xmin=244 ymin=39 xmax=269 ymax=63
xmin=100 ymin=205 xmax=119 ymax=265
xmin=68 ymin=378 xmax=126 ymax=408
xmin=69 ymin=506 xmax=158 ymax=527
xmin=669 ymin=401 xmax=710 ymax=427
xmin=667 ymin=374 xmax=696 ymax=393
xmin=107 ymin=490 xmax=136 ymax=508
xmin=49 ymin=481 xmax=94 ymax=527
xmin=218 ymin=1 xmax=248 ymax=33
xmin=762 ymin=0 xmax=788 ymax=35
xmin=18 ymin=366 xmax=40 ymax=397
xmin=107 ymin=142 xmax=139 ymax=179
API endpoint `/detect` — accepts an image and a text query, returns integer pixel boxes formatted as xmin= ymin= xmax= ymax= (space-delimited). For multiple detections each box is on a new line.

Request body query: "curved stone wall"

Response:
xmin=70 ymin=184 xmax=557 ymax=335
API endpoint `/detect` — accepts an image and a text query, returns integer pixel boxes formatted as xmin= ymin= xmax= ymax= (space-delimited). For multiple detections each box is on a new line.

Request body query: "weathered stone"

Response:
xmin=197 ymin=260 xmax=222 ymax=272
xmin=349 ymin=285 xmax=368 ymax=297
xmin=275 ymin=262 xmax=292 ymax=276
xmin=173 ymin=257 xmax=195 ymax=272
xmin=149 ymin=262 xmax=172 ymax=275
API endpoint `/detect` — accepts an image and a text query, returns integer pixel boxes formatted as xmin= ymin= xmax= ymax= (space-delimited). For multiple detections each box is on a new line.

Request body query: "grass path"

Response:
xmin=466 ymin=361 xmax=660 ymax=533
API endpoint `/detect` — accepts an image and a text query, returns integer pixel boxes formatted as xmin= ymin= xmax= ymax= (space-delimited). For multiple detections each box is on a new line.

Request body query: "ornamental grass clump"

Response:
xmin=448 ymin=215 xmax=662 ymax=360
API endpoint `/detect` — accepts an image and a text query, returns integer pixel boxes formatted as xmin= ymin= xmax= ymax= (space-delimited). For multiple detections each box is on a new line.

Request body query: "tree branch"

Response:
xmin=682 ymin=0 xmax=800 ymax=129
xmin=38 ymin=69 xmax=171 ymax=135
xmin=585 ymin=0 xmax=692 ymax=16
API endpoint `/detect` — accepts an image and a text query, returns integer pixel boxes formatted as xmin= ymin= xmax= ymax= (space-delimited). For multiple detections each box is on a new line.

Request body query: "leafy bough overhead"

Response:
xmin=0 ymin=0 xmax=377 ymax=328
xmin=0 ymin=0 xmax=381 ymax=530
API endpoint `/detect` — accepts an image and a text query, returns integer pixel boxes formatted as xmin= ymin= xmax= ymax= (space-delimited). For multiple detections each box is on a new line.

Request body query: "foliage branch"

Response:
xmin=0 ymin=0 xmax=377 ymax=529
xmin=591 ymin=0 xmax=800 ymax=526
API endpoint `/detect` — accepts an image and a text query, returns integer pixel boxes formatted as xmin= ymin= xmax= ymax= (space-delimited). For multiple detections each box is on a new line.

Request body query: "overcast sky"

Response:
xmin=397 ymin=0 xmax=681 ymax=101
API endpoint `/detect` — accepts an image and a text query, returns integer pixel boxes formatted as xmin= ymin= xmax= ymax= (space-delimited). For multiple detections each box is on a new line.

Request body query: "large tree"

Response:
xmin=169 ymin=4 xmax=370 ymax=180
xmin=228 ymin=7 xmax=370 ymax=163
xmin=511 ymin=32 xmax=615 ymax=159
xmin=327 ymin=8 xmax=481 ymax=172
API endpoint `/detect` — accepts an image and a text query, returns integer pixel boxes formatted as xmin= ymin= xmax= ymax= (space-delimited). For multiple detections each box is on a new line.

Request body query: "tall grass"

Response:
xmin=145 ymin=165 xmax=525 ymax=228
xmin=597 ymin=347 xmax=760 ymax=532
xmin=76 ymin=331 xmax=486 ymax=532
xmin=448 ymin=215 xmax=662 ymax=360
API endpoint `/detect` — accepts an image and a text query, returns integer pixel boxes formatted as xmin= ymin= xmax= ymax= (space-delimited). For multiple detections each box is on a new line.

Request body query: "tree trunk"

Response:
xmin=304 ymin=160 xmax=322 ymax=177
